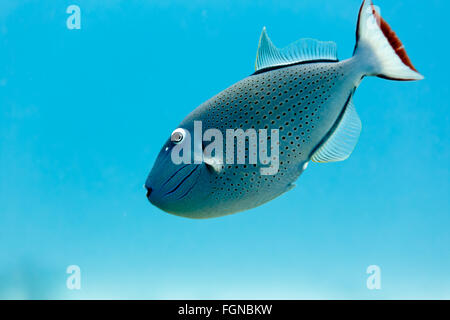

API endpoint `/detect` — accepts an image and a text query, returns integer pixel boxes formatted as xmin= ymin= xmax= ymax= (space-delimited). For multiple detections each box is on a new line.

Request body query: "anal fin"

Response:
xmin=311 ymin=95 xmax=362 ymax=163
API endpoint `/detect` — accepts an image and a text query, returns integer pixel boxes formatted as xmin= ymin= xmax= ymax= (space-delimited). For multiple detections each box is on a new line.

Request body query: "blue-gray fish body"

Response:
xmin=145 ymin=0 xmax=423 ymax=219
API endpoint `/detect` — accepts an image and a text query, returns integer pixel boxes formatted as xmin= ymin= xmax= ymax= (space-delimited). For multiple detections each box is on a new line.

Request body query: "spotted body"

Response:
xmin=145 ymin=0 xmax=423 ymax=219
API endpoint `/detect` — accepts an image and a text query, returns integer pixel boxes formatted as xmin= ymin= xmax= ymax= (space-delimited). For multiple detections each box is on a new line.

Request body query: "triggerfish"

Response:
xmin=145 ymin=0 xmax=423 ymax=219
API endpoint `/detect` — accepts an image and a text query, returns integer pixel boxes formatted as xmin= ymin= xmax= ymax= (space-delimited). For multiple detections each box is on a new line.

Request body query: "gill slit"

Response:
xmin=161 ymin=164 xmax=189 ymax=189
xmin=164 ymin=165 xmax=199 ymax=197
xmin=176 ymin=167 xmax=202 ymax=200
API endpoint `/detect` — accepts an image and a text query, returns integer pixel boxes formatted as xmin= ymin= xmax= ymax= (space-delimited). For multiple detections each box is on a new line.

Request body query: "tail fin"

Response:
xmin=353 ymin=0 xmax=424 ymax=81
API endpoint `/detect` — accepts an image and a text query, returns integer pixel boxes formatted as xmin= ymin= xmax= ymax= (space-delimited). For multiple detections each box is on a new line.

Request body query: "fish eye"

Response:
xmin=171 ymin=128 xmax=186 ymax=144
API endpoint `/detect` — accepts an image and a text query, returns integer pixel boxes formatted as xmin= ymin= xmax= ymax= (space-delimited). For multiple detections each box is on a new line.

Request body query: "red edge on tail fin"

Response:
xmin=370 ymin=4 xmax=419 ymax=73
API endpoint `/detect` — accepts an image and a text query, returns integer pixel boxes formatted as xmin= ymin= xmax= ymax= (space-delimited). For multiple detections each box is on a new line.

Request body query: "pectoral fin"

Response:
xmin=203 ymin=156 xmax=223 ymax=173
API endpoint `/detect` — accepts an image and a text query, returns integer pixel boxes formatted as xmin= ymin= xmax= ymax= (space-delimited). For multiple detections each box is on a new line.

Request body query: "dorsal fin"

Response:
xmin=255 ymin=27 xmax=338 ymax=73
xmin=311 ymin=95 xmax=362 ymax=163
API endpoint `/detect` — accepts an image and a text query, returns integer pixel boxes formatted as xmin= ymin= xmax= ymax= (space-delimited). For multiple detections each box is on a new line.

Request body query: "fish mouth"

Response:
xmin=146 ymin=186 xmax=152 ymax=198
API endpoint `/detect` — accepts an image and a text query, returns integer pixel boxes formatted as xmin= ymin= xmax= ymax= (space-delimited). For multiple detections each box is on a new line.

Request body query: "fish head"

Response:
xmin=145 ymin=125 xmax=212 ymax=218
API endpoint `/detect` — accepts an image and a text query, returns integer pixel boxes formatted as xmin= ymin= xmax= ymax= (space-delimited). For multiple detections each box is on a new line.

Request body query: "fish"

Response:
xmin=144 ymin=0 xmax=423 ymax=219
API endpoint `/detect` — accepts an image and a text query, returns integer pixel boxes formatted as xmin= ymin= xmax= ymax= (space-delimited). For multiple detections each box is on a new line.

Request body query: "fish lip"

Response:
xmin=146 ymin=186 xmax=152 ymax=198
